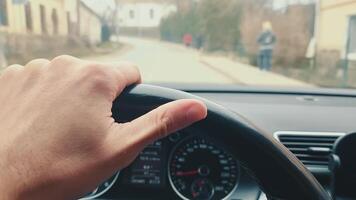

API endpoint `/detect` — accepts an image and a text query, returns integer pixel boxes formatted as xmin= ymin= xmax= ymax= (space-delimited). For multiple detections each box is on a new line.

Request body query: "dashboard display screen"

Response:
xmin=124 ymin=140 xmax=165 ymax=187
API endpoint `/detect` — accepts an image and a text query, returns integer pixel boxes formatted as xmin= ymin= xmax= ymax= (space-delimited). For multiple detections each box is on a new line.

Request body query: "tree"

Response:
xmin=160 ymin=0 xmax=242 ymax=51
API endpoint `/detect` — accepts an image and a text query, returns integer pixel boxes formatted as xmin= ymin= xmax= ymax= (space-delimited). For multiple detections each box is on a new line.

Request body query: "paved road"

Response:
xmin=82 ymin=37 xmax=310 ymax=87
xmin=83 ymin=37 xmax=233 ymax=84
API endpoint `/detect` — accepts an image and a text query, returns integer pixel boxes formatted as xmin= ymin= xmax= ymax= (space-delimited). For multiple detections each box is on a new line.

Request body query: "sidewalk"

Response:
xmin=200 ymin=55 xmax=312 ymax=87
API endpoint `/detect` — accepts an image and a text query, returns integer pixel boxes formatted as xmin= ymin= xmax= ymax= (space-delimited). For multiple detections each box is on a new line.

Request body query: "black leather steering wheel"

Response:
xmin=112 ymin=84 xmax=330 ymax=200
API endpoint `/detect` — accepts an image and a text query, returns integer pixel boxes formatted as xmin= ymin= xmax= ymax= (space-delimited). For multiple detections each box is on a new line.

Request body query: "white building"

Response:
xmin=116 ymin=0 xmax=177 ymax=28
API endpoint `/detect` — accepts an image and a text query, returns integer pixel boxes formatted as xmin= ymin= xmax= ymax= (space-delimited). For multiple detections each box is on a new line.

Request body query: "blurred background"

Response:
xmin=1 ymin=0 xmax=356 ymax=88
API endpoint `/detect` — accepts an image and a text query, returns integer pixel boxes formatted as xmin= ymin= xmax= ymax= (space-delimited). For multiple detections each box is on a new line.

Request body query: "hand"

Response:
xmin=0 ymin=55 xmax=207 ymax=200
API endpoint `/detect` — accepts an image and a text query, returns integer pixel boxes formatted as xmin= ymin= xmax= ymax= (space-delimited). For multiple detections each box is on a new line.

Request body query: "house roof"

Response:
xmin=80 ymin=0 xmax=102 ymax=20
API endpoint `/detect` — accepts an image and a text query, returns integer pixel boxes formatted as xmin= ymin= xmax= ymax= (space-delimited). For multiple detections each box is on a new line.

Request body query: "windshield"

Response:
xmin=0 ymin=0 xmax=355 ymax=88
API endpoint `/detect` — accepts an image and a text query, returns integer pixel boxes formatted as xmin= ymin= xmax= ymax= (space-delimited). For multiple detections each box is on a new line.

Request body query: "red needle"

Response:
xmin=176 ymin=170 xmax=199 ymax=176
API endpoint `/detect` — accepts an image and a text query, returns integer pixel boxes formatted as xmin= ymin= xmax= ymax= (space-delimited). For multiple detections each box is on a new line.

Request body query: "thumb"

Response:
xmin=120 ymin=99 xmax=207 ymax=147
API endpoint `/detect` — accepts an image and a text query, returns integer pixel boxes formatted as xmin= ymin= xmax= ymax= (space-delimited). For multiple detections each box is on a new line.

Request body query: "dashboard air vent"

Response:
xmin=274 ymin=131 xmax=345 ymax=168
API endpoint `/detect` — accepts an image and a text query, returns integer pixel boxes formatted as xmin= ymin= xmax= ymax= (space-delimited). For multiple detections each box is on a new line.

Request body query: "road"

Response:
xmin=83 ymin=37 xmax=233 ymax=84
xmin=82 ymin=37 xmax=310 ymax=87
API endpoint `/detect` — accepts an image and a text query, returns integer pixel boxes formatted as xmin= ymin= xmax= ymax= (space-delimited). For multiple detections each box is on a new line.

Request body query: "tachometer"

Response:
xmin=168 ymin=136 xmax=239 ymax=200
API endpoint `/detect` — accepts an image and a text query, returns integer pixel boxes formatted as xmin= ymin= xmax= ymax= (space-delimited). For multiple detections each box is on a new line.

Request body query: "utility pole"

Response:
xmin=0 ymin=32 xmax=6 ymax=68
xmin=114 ymin=0 xmax=120 ymax=41
xmin=311 ymin=0 xmax=320 ymax=69
xmin=76 ymin=0 xmax=80 ymax=36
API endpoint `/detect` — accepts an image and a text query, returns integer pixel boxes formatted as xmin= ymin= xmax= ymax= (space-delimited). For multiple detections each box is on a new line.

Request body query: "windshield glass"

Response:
xmin=0 ymin=0 xmax=355 ymax=88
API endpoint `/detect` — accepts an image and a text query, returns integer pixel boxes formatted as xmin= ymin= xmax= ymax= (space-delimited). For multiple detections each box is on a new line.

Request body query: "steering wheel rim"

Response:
xmin=112 ymin=84 xmax=330 ymax=200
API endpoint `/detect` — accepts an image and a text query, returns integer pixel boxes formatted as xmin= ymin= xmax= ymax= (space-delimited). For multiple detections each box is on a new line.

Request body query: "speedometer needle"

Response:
xmin=176 ymin=170 xmax=199 ymax=176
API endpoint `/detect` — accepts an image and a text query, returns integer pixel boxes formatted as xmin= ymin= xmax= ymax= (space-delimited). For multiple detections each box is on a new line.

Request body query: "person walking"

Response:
xmin=257 ymin=21 xmax=276 ymax=71
xmin=183 ymin=33 xmax=193 ymax=47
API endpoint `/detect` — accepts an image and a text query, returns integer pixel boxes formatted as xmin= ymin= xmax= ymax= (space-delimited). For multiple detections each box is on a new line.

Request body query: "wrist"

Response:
xmin=0 ymin=155 xmax=30 ymax=200
xmin=0 ymin=171 xmax=18 ymax=200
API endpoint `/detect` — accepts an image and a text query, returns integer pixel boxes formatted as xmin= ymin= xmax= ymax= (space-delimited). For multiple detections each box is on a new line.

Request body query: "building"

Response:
xmin=0 ymin=0 xmax=103 ymax=67
xmin=0 ymin=0 xmax=102 ymax=44
xmin=316 ymin=0 xmax=356 ymax=59
xmin=78 ymin=1 xmax=102 ymax=45
xmin=0 ymin=0 xmax=69 ymax=36
xmin=115 ymin=0 xmax=176 ymax=37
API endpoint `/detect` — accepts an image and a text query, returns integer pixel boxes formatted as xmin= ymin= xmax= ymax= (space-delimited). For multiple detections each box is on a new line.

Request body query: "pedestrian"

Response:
xmin=196 ymin=34 xmax=204 ymax=50
xmin=257 ymin=21 xmax=276 ymax=71
xmin=183 ymin=33 xmax=193 ymax=47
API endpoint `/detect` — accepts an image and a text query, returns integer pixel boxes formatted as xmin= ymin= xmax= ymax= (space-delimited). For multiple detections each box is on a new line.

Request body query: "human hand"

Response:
xmin=0 ymin=56 xmax=207 ymax=199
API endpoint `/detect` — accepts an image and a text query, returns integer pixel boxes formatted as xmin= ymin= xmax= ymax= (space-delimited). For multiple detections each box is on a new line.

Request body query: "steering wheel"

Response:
xmin=112 ymin=84 xmax=331 ymax=200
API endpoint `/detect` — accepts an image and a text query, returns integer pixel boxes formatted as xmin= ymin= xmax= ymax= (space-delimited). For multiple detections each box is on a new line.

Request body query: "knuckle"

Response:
xmin=120 ymin=61 xmax=139 ymax=69
xmin=92 ymin=75 xmax=109 ymax=87
xmin=25 ymin=58 xmax=49 ymax=67
xmin=85 ymin=63 xmax=105 ymax=72
xmin=1 ymin=64 xmax=24 ymax=75
xmin=85 ymin=64 xmax=110 ymax=80
xmin=0 ymin=65 xmax=24 ymax=81
xmin=51 ymin=55 xmax=76 ymax=66
xmin=82 ymin=64 xmax=112 ymax=89
xmin=114 ymin=69 xmax=126 ymax=84
xmin=131 ymin=63 xmax=140 ymax=72
xmin=120 ymin=61 xmax=141 ymax=75
xmin=130 ymin=64 xmax=141 ymax=80
xmin=155 ymin=110 xmax=172 ymax=138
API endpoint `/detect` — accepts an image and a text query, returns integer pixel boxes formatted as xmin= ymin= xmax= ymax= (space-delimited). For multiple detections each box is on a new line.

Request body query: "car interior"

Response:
xmin=80 ymin=84 xmax=356 ymax=200
xmin=2 ymin=0 xmax=356 ymax=199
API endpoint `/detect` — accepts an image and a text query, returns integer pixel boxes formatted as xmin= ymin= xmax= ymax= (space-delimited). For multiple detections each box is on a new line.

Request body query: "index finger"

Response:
xmin=104 ymin=61 xmax=142 ymax=99
xmin=115 ymin=62 xmax=142 ymax=96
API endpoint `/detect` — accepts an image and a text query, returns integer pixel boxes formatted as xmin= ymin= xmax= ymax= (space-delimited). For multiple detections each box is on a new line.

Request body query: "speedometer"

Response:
xmin=168 ymin=136 xmax=239 ymax=200
xmin=79 ymin=172 xmax=119 ymax=200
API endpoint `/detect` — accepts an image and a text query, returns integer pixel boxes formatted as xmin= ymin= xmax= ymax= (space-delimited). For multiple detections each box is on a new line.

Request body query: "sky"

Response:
xmin=273 ymin=0 xmax=316 ymax=9
xmin=82 ymin=0 xmax=115 ymax=16
xmin=83 ymin=0 xmax=316 ymax=16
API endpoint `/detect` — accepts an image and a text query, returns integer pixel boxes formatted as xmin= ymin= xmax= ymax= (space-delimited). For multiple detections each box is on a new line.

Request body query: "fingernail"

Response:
xmin=185 ymin=104 xmax=207 ymax=123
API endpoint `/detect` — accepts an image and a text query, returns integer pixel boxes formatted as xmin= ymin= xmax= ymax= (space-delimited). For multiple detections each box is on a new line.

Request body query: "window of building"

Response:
xmin=129 ymin=10 xmax=134 ymax=19
xmin=0 ymin=0 xmax=8 ymax=26
xmin=24 ymin=2 xmax=33 ymax=31
xmin=51 ymin=8 xmax=58 ymax=35
xmin=40 ymin=5 xmax=47 ymax=34
xmin=149 ymin=8 xmax=154 ymax=19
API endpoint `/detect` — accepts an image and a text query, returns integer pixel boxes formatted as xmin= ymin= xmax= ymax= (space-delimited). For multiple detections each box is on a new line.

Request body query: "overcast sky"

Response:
xmin=82 ymin=0 xmax=115 ymax=16
xmin=273 ymin=0 xmax=315 ymax=9
xmin=83 ymin=0 xmax=316 ymax=16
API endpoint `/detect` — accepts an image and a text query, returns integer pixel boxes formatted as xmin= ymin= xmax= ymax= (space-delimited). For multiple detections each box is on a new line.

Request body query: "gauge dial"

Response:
xmin=191 ymin=178 xmax=214 ymax=199
xmin=79 ymin=172 xmax=119 ymax=200
xmin=168 ymin=136 xmax=239 ymax=200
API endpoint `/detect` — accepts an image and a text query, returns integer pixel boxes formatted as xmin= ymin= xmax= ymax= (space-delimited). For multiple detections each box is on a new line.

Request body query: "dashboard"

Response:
xmin=83 ymin=85 xmax=356 ymax=200
xmin=84 ymin=131 xmax=261 ymax=200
